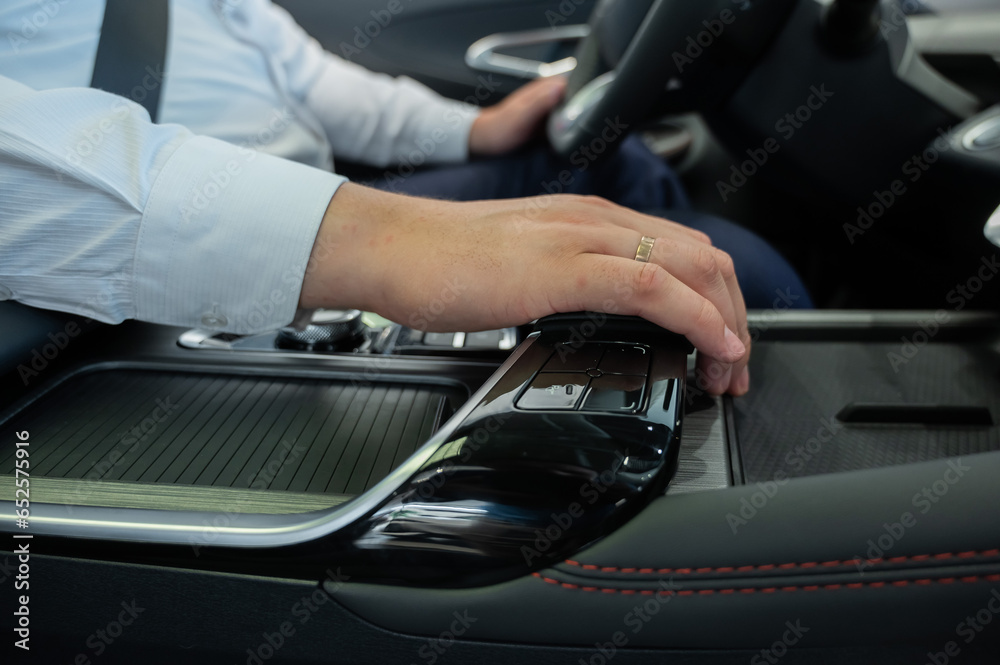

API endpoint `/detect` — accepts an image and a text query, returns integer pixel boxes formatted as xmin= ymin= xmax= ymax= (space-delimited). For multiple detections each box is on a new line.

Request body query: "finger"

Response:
xmin=651 ymin=237 xmax=744 ymax=395
xmin=615 ymin=208 xmax=713 ymax=246
xmin=650 ymin=236 xmax=749 ymax=396
xmin=585 ymin=227 xmax=750 ymax=395
xmin=506 ymin=77 xmax=567 ymax=120
xmin=715 ymin=249 xmax=751 ymax=395
xmin=550 ymin=253 xmax=747 ymax=365
xmin=522 ymin=75 xmax=568 ymax=103
xmin=561 ymin=195 xmax=714 ymax=246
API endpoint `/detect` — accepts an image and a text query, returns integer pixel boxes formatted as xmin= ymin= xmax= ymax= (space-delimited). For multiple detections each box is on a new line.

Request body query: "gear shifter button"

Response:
xmin=599 ymin=344 xmax=651 ymax=375
xmin=541 ymin=343 xmax=605 ymax=372
xmin=581 ymin=375 xmax=646 ymax=414
xmin=517 ymin=373 xmax=589 ymax=410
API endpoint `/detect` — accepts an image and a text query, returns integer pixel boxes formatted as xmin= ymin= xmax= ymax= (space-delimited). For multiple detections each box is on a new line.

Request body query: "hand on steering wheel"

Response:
xmin=469 ymin=76 xmax=568 ymax=156
xmin=548 ymin=0 xmax=796 ymax=158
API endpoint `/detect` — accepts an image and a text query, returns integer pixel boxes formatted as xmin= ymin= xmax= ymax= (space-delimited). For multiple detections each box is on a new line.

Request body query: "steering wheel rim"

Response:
xmin=547 ymin=0 xmax=800 ymax=158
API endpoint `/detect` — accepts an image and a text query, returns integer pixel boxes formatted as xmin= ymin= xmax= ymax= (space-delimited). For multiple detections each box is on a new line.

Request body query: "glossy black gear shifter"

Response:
xmin=166 ymin=314 xmax=691 ymax=587
xmin=327 ymin=313 xmax=692 ymax=586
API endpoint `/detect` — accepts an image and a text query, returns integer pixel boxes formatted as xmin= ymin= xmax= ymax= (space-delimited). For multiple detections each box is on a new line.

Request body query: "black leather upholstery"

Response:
xmin=334 ymin=451 xmax=1000 ymax=649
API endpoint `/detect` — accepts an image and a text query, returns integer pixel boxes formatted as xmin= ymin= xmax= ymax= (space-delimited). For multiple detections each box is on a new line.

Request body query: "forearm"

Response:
xmin=300 ymin=183 xmax=470 ymax=321
xmin=298 ymin=183 xmax=393 ymax=313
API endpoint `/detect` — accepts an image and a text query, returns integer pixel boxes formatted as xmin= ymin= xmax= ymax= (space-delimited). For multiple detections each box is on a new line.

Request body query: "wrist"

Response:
xmin=468 ymin=109 xmax=500 ymax=156
xmin=298 ymin=183 xmax=391 ymax=313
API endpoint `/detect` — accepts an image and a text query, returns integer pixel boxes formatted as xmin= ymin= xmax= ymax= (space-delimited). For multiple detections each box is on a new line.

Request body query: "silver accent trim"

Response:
xmin=178 ymin=328 xmax=233 ymax=349
xmin=310 ymin=308 xmax=363 ymax=325
xmin=747 ymin=309 xmax=1000 ymax=328
xmin=987 ymin=202 xmax=1000 ymax=243
xmin=0 ymin=336 xmax=541 ymax=547
xmin=962 ymin=114 xmax=1000 ymax=152
xmin=908 ymin=11 xmax=1000 ymax=60
xmin=885 ymin=10 xmax=980 ymax=120
xmin=465 ymin=25 xmax=590 ymax=79
xmin=452 ymin=332 xmax=467 ymax=349
xmin=666 ymin=396 xmax=731 ymax=496
xmin=499 ymin=328 xmax=517 ymax=351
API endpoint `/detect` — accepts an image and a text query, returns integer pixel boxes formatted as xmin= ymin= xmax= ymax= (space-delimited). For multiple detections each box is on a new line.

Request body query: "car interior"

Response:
xmin=3 ymin=0 xmax=1000 ymax=663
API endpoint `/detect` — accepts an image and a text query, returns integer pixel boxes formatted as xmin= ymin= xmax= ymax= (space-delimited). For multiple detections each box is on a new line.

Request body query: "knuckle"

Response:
xmin=693 ymin=298 xmax=719 ymax=331
xmin=713 ymin=249 xmax=736 ymax=281
xmin=633 ymin=261 xmax=665 ymax=296
xmin=577 ymin=194 xmax=615 ymax=209
xmin=550 ymin=196 xmax=609 ymax=225
xmin=561 ymin=194 xmax=591 ymax=207
xmin=693 ymin=230 xmax=713 ymax=245
xmin=692 ymin=246 xmax=721 ymax=285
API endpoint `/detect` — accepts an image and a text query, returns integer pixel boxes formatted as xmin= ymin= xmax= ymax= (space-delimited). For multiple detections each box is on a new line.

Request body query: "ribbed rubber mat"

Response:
xmin=733 ymin=342 xmax=1000 ymax=482
xmin=0 ymin=369 xmax=462 ymax=495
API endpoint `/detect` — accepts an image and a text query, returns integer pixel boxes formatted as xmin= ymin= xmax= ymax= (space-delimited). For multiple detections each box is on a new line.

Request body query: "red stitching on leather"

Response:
xmin=562 ymin=548 xmax=1000 ymax=576
xmin=532 ymin=573 xmax=1000 ymax=595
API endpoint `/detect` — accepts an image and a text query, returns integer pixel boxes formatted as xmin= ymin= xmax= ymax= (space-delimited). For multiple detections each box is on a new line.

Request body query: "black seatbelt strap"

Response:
xmin=90 ymin=0 xmax=169 ymax=122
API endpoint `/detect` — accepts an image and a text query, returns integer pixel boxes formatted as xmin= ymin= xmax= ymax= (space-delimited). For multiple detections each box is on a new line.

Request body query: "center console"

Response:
xmin=2 ymin=305 xmax=999 ymax=657
xmin=177 ymin=308 xmax=518 ymax=357
xmin=0 ymin=312 xmax=692 ymax=586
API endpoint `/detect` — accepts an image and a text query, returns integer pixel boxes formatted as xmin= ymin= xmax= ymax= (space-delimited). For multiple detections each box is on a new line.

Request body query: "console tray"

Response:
xmin=0 ymin=367 xmax=462 ymax=512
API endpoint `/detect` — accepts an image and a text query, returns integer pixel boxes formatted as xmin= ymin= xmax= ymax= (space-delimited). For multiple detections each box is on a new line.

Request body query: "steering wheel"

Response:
xmin=548 ymin=0 xmax=799 ymax=157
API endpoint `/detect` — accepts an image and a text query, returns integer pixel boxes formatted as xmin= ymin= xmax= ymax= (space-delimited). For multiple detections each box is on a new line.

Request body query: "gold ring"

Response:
xmin=634 ymin=236 xmax=655 ymax=263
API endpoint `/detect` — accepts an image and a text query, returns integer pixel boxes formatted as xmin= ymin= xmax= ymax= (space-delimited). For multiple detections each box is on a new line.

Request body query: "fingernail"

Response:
xmin=724 ymin=326 xmax=746 ymax=360
xmin=736 ymin=367 xmax=750 ymax=394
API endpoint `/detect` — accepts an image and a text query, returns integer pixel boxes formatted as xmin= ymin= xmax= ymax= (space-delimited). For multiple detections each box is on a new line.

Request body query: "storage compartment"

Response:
xmin=0 ymin=366 xmax=465 ymax=513
xmin=733 ymin=340 xmax=1000 ymax=481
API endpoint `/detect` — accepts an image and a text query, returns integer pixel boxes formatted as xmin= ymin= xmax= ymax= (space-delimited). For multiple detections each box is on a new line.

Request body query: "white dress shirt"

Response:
xmin=0 ymin=0 xmax=480 ymax=333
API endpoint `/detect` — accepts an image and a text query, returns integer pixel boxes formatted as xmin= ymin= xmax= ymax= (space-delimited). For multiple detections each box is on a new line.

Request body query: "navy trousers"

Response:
xmin=365 ymin=137 xmax=812 ymax=309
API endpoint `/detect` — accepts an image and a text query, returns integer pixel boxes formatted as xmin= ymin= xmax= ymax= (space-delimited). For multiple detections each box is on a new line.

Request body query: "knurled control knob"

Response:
xmin=276 ymin=309 xmax=367 ymax=352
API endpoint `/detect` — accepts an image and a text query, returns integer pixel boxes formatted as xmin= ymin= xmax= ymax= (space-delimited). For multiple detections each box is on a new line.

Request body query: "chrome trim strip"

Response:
xmin=961 ymin=114 xmax=1000 ymax=152
xmin=499 ymin=328 xmax=517 ymax=351
xmin=747 ymin=309 xmax=999 ymax=328
xmin=177 ymin=328 xmax=231 ymax=349
xmin=665 ymin=397 xmax=731 ymax=496
xmin=887 ymin=13 xmax=979 ymax=120
xmin=465 ymin=25 xmax=590 ymax=79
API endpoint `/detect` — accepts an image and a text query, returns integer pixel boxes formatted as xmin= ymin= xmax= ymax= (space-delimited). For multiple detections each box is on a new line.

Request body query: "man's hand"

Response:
xmin=468 ymin=76 xmax=568 ymax=156
xmin=299 ymin=184 xmax=751 ymax=396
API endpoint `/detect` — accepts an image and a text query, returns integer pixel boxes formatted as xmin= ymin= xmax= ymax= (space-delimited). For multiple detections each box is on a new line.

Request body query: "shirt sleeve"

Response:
xmin=0 ymin=74 xmax=345 ymax=334
xmin=250 ymin=0 xmax=481 ymax=168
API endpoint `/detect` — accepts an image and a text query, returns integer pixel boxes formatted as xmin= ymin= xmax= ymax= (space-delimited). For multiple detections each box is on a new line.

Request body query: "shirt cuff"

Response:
xmin=136 ymin=135 xmax=345 ymax=334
